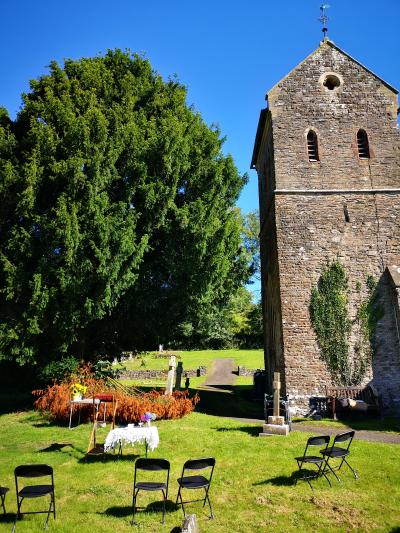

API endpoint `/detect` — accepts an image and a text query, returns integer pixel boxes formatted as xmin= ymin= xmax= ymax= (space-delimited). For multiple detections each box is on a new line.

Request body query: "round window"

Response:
xmin=323 ymin=74 xmax=341 ymax=90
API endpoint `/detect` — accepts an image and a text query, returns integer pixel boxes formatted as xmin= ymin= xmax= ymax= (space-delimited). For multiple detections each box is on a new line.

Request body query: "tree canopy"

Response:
xmin=0 ymin=50 xmax=250 ymax=367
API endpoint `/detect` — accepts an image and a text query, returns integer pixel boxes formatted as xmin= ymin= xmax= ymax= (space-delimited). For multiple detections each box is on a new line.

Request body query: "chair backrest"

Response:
xmin=182 ymin=458 xmax=215 ymax=486
xmin=135 ymin=458 xmax=170 ymax=472
xmin=183 ymin=458 xmax=215 ymax=471
xmin=303 ymin=435 xmax=330 ymax=458
xmin=333 ymin=430 xmax=355 ymax=449
xmin=307 ymin=436 xmax=330 ymax=447
xmin=15 ymin=465 xmax=53 ymax=478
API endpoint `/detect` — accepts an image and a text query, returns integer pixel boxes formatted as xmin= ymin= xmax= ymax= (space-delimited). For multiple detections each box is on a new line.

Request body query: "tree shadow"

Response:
xmin=216 ymin=426 xmax=260 ymax=437
xmin=78 ymin=451 xmax=141 ymax=464
xmin=0 ymin=390 xmax=33 ymax=415
xmin=32 ymin=420 xmax=67 ymax=428
xmin=195 ymin=388 xmax=263 ymax=419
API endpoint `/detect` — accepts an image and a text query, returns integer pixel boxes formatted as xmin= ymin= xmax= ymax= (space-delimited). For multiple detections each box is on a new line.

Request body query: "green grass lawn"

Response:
xmin=118 ymin=349 xmax=264 ymax=372
xmin=1 ymin=408 xmax=400 ymax=532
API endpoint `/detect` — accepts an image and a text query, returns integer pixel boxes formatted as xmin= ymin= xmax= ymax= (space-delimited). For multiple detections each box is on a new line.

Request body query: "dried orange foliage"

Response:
xmin=33 ymin=364 xmax=199 ymax=424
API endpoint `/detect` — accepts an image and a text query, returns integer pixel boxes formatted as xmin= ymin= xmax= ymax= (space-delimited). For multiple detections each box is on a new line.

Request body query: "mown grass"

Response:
xmin=118 ymin=349 xmax=264 ymax=372
xmin=0 ymin=409 xmax=399 ymax=532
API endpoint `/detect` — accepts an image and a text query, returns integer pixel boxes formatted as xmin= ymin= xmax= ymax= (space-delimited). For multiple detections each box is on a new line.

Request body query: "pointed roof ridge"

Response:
xmin=325 ymin=39 xmax=398 ymax=94
xmin=266 ymin=39 xmax=398 ymax=98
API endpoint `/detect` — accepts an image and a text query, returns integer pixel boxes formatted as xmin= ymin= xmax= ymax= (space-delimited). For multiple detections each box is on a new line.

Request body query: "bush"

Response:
xmin=33 ymin=364 xmax=199 ymax=424
xmin=39 ymin=356 xmax=80 ymax=384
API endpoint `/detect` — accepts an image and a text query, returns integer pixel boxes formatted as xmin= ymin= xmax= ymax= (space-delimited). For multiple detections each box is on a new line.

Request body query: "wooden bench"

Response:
xmin=325 ymin=385 xmax=382 ymax=419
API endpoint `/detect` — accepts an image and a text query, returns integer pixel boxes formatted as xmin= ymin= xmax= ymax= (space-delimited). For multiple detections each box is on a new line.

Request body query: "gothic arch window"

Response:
xmin=307 ymin=130 xmax=319 ymax=162
xmin=357 ymin=129 xmax=370 ymax=160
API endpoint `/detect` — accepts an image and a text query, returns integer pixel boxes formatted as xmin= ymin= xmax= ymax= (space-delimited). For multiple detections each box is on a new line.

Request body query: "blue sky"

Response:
xmin=1 ymin=1 xmax=399 ymax=298
xmin=1 ymin=0 xmax=398 ymax=214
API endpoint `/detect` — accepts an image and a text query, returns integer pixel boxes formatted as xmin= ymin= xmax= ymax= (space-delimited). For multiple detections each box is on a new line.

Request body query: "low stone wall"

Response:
xmin=120 ymin=366 xmax=207 ymax=380
xmin=237 ymin=366 xmax=258 ymax=376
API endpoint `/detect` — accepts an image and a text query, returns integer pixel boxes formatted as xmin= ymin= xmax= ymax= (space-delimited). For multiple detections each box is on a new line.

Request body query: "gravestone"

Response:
xmin=259 ymin=371 xmax=289 ymax=436
xmin=181 ymin=514 xmax=199 ymax=533
xmin=175 ymin=361 xmax=183 ymax=390
xmin=165 ymin=355 xmax=176 ymax=395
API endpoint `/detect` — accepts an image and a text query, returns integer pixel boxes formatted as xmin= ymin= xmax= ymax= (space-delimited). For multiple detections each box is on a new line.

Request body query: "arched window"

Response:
xmin=357 ymin=129 xmax=370 ymax=159
xmin=307 ymin=130 xmax=319 ymax=162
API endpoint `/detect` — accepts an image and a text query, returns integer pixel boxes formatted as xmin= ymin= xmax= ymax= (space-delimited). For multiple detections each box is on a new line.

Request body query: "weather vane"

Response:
xmin=319 ymin=4 xmax=330 ymax=39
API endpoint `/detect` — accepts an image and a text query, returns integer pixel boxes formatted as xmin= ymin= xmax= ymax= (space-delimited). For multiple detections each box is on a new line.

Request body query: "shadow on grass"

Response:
xmin=253 ymin=474 xmax=296 ymax=487
xmin=216 ymin=426 xmax=260 ymax=437
xmin=39 ymin=442 xmax=73 ymax=452
xmin=0 ymin=391 xmax=34 ymax=415
xmin=292 ymin=416 xmax=400 ymax=433
xmin=79 ymin=452 xmax=141 ymax=464
xmin=0 ymin=513 xmax=16 ymax=523
xmin=103 ymin=499 xmax=176 ymax=518
xmin=195 ymin=388 xmax=263 ymax=419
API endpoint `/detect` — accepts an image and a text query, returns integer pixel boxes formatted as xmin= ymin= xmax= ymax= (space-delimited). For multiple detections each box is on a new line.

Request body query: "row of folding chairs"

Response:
xmin=295 ymin=430 xmax=358 ymax=489
xmin=133 ymin=457 xmax=216 ymax=525
xmin=1 ymin=458 xmax=216 ymax=529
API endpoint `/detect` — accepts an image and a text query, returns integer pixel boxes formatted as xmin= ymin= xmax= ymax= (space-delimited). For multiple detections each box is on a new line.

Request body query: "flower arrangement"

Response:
xmin=70 ymin=383 xmax=87 ymax=399
xmin=141 ymin=412 xmax=157 ymax=423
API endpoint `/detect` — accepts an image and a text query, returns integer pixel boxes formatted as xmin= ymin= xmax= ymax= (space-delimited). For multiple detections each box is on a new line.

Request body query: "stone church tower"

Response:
xmin=251 ymin=39 xmax=400 ymax=412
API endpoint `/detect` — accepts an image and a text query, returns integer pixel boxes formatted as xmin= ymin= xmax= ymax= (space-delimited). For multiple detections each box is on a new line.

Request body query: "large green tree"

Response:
xmin=0 ymin=50 xmax=248 ymax=366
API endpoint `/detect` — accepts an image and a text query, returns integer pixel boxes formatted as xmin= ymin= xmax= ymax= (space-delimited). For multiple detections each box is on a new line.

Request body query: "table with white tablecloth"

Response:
xmin=104 ymin=425 xmax=159 ymax=458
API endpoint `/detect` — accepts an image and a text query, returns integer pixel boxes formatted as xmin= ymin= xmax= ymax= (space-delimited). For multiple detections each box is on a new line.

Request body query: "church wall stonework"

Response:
xmin=275 ymin=192 xmax=400 ymax=410
xmin=253 ymin=40 xmax=400 ymax=413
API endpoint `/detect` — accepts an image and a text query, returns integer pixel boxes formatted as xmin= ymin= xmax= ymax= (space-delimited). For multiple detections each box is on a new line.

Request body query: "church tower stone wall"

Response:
xmin=252 ymin=40 xmax=400 ymax=412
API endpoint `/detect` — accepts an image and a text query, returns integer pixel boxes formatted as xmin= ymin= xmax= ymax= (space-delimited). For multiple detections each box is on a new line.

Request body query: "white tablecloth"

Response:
xmin=104 ymin=426 xmax=159 ymax=453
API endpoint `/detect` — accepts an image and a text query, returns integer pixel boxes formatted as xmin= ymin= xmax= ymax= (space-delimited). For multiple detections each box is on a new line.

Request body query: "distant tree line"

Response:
xmin=0 ymin=50 xmax=262 ymax=380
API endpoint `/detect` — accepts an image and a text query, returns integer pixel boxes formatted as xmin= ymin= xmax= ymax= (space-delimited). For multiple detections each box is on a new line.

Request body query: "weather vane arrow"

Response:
xmin=319 ymin=4 xmax=330 ymax=39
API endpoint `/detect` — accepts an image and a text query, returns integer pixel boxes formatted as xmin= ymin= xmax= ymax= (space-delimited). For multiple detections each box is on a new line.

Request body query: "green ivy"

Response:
xmin=310 ymin=262 xmax=384 ymax=386
xmin=354 ymin=276 xmax=384 ymax=384
xmin=310 ymin=261 xmax=351 ymax=385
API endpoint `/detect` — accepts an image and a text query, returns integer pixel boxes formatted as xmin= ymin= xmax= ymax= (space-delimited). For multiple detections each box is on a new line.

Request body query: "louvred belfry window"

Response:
xmin=307 ymin=130 xmax=319 ymax=162
xmin=357 ymin=129 xmax=370 ymax=159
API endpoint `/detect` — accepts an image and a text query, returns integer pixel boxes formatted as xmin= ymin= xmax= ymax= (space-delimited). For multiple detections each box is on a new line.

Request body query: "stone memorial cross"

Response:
xmin=175 ymin=361 xmax=183 ymax=390
xmin=165 ymin=355 xmax=176 ymax=396
xmin=273 ymin=371 xmax=281 ymax=417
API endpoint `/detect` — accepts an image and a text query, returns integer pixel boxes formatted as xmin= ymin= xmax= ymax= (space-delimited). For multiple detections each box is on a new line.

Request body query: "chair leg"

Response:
xmin=204 ymin=488 xmax=214 ymax=519
xmin=44 ymin=496 xmax=53 ymax=528
xmin=53 ymin=490 xmax=56 ymax=519
xmin=161 ymin=489 xmax=166 ymax=525
xmin=12 ymin=497 xmax=23 ymax=533
xmin=176 ymin=489 xmax=185 ymax=517
xmin=323 ymin=458 xmax=342 ymax=483
xmin=343 ymin=458 xmax=358 ymax=479
xmin=132 ymin=488 xmax=139 ymax=525
xmin=1 ymin=493 xmax=5 ymax=514
xmin=175 ymin=487 xmax=182 ymax=511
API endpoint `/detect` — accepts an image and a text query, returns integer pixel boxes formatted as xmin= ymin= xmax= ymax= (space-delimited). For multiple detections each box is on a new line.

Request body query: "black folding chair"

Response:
xmin=13 ymin=464 xmax=55 ymax=532
xmin=320 ymin=430 xmax=358 ymax=482
xmin=132 ymin=458 xmax=170 ymax=525
xmin=175 ymin=457 xmax=215 ymax=519
xmin=0 ymin=485 xmax=9 ymax=513
xmin=295 ymin=435 xmax=331 ymax=489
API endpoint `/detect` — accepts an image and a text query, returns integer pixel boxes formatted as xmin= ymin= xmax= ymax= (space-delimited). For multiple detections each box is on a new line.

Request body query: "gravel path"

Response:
xmin=222 ymin=417 xmax=400 ymax=444
xmin=202 ymin=358 xmax=236 ymax=391
xmin=199 ymin=358 xmax=400 ymax=444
